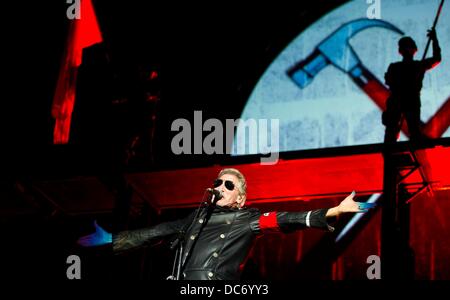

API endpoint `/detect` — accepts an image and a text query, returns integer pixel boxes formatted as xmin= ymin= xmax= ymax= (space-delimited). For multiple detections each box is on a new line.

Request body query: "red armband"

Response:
xmin=259 ymin=212 xmax=280 ymax=233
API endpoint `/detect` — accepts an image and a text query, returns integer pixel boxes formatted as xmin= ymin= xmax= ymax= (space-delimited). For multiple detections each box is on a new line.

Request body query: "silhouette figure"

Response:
xmin=382 ymin=28 xmax=441 ymax=143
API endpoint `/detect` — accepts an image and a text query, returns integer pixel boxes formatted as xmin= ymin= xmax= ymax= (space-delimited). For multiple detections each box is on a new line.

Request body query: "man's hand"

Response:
xmin=327 ymin=191 xmax=377 ymax=218
xmin=338 ymin=191 xmax=360 ymax=213
xmin=338 ymin=191 xmax=377 ymax=214
xmin=77 ymin=221 xmax=112 ymax=247
xmin=427 ymin=28 xmax=437 ymax=40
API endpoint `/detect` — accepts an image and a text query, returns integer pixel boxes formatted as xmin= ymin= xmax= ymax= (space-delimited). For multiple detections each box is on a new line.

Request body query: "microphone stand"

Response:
xmin=167 ymin=236 xmax=184 ymax=280
xmin=167 ymin=191 xmax=219 ymax=280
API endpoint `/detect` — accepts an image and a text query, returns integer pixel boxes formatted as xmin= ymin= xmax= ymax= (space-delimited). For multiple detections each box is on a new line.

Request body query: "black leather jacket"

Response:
xmin=113 ymin=205 xmax=333 ymax=280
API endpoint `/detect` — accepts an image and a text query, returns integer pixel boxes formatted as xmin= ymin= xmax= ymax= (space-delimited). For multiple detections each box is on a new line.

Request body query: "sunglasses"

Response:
xmin=213 ymin=179 xmax=235 ymax=191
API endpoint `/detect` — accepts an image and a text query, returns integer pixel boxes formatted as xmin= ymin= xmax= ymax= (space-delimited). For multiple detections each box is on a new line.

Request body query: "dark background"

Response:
xmin=5 ymin=0 xmax=348 ymax=173
xmin=1 ymin=0 xmax=350 ymax=280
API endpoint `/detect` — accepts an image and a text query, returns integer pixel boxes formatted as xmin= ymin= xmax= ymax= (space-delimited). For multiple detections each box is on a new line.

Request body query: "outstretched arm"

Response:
xmin=77 ymin=213 xmax=194 ymax=253
xmin=113 ymin=212 xmax=195 ymax=253
xmin=251 ymin=191 xmax=376 ymax=234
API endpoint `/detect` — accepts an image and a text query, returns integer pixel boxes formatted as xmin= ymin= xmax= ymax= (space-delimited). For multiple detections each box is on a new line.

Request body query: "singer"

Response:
xmin=78 ymin=168 xmax=373 ymax=279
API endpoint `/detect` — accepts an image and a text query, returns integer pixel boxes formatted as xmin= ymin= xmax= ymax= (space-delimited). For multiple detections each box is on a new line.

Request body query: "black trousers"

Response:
xmin=382 ymin=96 xmax=422 ymax=143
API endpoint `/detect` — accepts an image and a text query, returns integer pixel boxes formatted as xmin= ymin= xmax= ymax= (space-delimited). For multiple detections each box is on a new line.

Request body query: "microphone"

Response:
xmin=206 ymin=188 xmax=223 ymax=202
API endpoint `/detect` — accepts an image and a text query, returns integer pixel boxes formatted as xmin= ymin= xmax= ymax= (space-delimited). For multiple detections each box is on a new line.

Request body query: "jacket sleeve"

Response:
xmin=250 ymin=208 xmax=334 ymax=235
xmin=113 ymin=212 xmax=195 ymax=253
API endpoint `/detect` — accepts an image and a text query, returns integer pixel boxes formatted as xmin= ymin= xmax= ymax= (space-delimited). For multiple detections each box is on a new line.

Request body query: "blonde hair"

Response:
xmin=218 ymin=168 xmax=247 ymax=198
